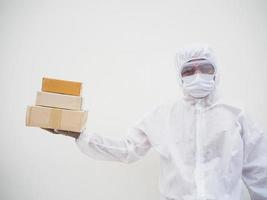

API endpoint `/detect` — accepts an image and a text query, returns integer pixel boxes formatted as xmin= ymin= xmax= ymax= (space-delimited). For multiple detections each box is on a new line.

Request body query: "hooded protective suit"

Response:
xmin=75 ymin=44 xmax=267 ymax=200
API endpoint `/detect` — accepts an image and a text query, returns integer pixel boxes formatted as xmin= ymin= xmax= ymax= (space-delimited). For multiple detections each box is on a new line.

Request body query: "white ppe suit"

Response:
xmin=75 ymin=44 xmax=267 ymax=200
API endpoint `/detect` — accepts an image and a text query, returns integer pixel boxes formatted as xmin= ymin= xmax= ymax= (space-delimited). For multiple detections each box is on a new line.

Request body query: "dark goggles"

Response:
xmin=181 ymin=59 xmax=215 ymax=77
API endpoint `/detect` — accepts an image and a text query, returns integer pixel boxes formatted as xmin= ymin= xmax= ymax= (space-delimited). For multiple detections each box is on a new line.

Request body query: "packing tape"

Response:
xmin=49 ymin=109 xmax=62 ymax=129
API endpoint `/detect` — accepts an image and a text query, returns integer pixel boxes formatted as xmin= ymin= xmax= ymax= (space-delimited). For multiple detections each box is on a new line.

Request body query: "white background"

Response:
xmin=0 ymin=0 xmax=267 ymax=199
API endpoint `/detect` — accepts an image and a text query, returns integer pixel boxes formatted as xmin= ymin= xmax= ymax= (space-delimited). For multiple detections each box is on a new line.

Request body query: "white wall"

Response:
xmin=1 ymin=0 xmax=266 ymax=199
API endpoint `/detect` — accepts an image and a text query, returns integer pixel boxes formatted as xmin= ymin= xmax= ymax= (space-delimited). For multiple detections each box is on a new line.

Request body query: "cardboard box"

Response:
xmin=35 ymin=91 xmax=83 ymax=110
xmin=26 ymin=105 xmax=88 ymax=132
xmin=42 ymin=77 xmax=82 ymax=96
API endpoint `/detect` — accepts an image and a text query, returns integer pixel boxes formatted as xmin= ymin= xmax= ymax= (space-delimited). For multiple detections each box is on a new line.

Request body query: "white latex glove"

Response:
xmin=41 ymin=128 xmax=82 ymax=139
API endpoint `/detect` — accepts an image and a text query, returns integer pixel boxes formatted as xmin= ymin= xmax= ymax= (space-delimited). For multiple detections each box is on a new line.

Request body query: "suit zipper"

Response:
xmin=195 ymin=105 xmax=205 ymax=199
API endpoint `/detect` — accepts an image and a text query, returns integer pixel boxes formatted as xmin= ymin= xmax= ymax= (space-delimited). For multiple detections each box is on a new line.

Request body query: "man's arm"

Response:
xmin=41 ymin=105 xmax=160 ymax=164
xmin=74 ymin=127 xmax=151 ymax=164
xmin=42 ymin=127 xmax=152 ymax=164
xmin=240 ymin=113 xmax=267 ymax=199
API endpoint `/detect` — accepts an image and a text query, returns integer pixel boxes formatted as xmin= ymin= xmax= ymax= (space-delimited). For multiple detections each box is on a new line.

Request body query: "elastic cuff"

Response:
xmin=75 ymin=131 xmax=93 ymax=145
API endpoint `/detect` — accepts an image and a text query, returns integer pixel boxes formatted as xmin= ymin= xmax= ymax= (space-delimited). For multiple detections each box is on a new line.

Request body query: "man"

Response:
xmin=44 ymin=44 xmax=267 ymax=200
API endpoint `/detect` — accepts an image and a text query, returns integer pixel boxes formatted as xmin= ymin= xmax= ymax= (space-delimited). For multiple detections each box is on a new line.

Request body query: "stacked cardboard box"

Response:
xmin=26 ymin=77 xmax=88 ymax=132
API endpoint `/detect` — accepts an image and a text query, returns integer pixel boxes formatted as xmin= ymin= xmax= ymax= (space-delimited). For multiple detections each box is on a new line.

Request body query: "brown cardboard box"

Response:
xmin=26 ymin=105 xmax=88 ymax=132
xmin=42 ymin=77 xmax=82 ymax=96
xmin=35 ymin=91 xmax=83 ymax=110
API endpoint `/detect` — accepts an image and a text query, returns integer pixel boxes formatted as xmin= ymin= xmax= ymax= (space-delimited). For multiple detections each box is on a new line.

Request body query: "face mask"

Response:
xmin=181 ymin=73 xmax=215 ymax=98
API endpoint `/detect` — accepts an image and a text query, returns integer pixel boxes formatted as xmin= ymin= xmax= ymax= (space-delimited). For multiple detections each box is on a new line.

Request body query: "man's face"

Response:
xmin=180 ymin=58 xmax=216 ymax=99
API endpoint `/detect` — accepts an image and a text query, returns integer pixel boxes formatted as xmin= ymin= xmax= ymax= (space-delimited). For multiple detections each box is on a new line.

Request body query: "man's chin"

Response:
xmin=189 ymin=93 xmax=210 ymax=99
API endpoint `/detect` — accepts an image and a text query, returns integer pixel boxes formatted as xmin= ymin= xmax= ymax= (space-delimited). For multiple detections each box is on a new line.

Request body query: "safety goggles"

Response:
xmin=181 ymin=59 xmax=215 ymax=77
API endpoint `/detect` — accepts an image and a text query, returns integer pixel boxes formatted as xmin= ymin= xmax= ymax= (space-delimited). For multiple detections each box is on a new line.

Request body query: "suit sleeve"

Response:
xmin=240 ymin=112 xmax=267 ymax=200
xmin=75 ymin=126 xmax=152 ymax=164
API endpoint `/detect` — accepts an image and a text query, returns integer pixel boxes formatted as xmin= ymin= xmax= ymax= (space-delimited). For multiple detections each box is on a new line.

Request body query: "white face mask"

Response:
xmin=181 ymin=73 xmax=215 ymax=98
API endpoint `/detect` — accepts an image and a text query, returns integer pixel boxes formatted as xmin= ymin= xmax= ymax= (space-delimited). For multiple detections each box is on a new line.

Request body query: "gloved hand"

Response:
xmin=41 ymin=128 xmax=82 ymax=139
